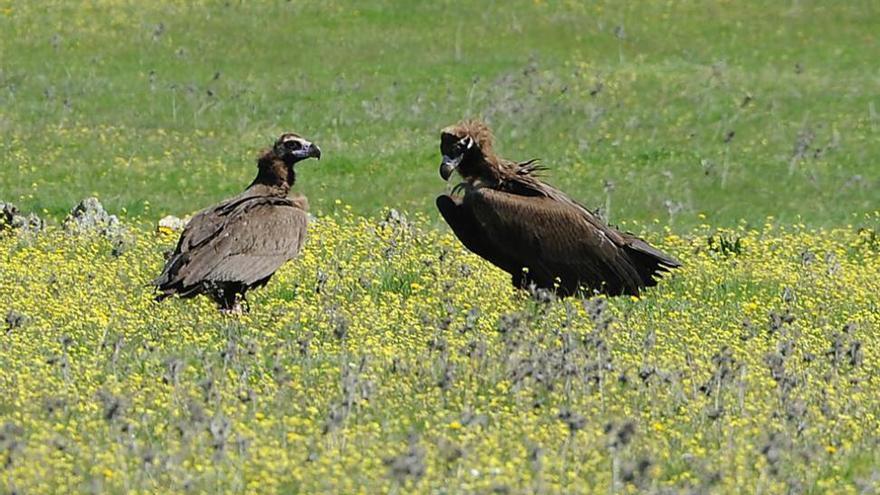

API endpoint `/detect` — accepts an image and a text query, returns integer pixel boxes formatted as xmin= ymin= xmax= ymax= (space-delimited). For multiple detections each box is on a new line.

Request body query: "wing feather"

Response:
xmin=157 ymin=197 xmax=307 ymax=290
xmin=465 ymin=187 xmax=645 ymax=294
xmin=174 ymin=191 xmax=267 ymax=253
xmin=182 ymin=201 xmax=307 ymax=285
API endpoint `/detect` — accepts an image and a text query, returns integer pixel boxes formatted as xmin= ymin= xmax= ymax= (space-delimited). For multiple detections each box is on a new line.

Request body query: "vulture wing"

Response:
xmin=154 ymin=196 xmax=307 ymax=293
xmin=464 ymin=186 xmax=672 ymax=295
xmin=436 ymin=194 xmax=523 ymax=277
xmin=173 ymin=191 xmax=263 ymax=254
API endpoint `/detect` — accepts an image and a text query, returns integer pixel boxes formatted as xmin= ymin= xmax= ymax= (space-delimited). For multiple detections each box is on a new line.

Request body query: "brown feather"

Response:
xmin=177 ymin=199 xmax=307 ymax=286
xmin=437 ymin=119 xmax=680 ymax=296
xmin=154 ymin=133 xmax=318 ymax=310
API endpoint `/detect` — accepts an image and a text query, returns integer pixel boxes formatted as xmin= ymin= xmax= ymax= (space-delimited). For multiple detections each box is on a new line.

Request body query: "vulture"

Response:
xmin=435 ymin=120 xmax=680 ymax=297
xmin=153 ymin=132 xmax=321 ymax=313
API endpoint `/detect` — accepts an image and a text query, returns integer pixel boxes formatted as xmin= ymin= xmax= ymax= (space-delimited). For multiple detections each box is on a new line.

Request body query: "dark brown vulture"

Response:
xmin=435 ymin=120 xmax=680 ymax=297
xmin=153 ymin=133 xmax=321 ymax=313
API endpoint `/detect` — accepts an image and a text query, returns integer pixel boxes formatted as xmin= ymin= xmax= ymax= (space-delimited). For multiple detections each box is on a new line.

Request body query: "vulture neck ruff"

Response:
xmin=250 ymin=152 xmax=296 ymax=197
xmin=444 ymin=121 xmax=546 ymax=196
xmin=457 ymin=153 xmax=549 ymax=199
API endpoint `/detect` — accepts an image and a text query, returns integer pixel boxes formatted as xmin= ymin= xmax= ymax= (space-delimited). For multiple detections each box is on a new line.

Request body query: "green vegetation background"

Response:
xmin=1 ymin=0 xmax=877 ymax=228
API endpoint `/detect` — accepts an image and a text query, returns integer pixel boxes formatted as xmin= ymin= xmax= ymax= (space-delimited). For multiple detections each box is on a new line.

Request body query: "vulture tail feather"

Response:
xmin=624 ymin=242 xmax=681 ymax=290
xmin=625 ymin=237 xmax=682 ymax=269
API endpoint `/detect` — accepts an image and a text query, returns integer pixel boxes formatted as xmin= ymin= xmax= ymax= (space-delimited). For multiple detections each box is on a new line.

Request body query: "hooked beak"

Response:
xmin=439 ymin=154 xmax=463 ymax=181
xmin=307 ymin=142 xmax=322 ymax=160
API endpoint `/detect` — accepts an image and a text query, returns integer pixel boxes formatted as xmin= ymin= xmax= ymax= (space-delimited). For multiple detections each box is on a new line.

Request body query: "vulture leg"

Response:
xmin=208 ymin=282 xmax=243 ymax=312
xmin=213 ymin=283 xmax=257 ymax=315
xmin=220 ymin=287 xmax=237 ymax=312
xmin=240 ymin=289 xmax=252 ymax=313
xmin=220 ymin=304 xmax=244 ymax=316
xmin=511 ymin=270 xmax=528 ymax=291
xmin=436 ymin=195 xmax=523 ymax=277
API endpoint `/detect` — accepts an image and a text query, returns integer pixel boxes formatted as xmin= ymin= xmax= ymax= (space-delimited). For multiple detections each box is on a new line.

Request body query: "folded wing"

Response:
xmin=462 ymin=187 xmax=676 ymax=295
xmin=154 ymin=196 xmax=307 ymax=296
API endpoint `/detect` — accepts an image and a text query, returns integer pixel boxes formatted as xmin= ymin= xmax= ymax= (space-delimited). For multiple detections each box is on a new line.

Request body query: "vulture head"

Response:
xmin=439 ymin=120 xmax=498 ymax=182
xmin=255 ymin=132 xmax=322 ymax=191
xmin=272 ymin=132 xmax=322 ymax=165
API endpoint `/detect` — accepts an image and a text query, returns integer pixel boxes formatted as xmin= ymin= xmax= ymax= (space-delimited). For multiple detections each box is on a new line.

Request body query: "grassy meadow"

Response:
xmin=1 ymin=0 xmax=878 ymax=226
xmin=2 ymin=0 xmax=880 ymax=493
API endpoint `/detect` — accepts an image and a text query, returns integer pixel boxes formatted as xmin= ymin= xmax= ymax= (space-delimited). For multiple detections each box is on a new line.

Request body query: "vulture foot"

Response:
xmin=219 ymin=302 xmax=246 ymax=316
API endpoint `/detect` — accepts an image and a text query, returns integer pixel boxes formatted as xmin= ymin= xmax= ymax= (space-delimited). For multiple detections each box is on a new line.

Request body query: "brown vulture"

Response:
xmin=435 ymin=120 xmax=680 ymax=297
xmin=153 ymin=132 xmax=321 ymax=312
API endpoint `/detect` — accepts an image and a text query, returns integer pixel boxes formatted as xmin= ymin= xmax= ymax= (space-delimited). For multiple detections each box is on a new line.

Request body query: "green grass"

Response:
xmin=1 ymin=0 xmax=877 ymax=228
xmin=2 ymin=3 xmax=880 ymax=493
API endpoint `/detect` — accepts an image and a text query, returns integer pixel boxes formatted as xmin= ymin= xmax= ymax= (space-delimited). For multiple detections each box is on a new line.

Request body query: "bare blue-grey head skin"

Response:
xmin=273 ymin=132 xmax=322 ymax=165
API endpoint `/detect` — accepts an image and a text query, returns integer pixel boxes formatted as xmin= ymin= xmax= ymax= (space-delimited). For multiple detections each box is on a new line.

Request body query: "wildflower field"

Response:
xmin=3 ymin=0 xmax=880 ymax=493
xmin=2 ymin=213 xmax=880 ymax=493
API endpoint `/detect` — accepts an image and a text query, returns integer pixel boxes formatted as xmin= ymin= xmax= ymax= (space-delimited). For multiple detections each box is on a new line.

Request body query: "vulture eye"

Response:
xmin=286 ymin=141 xmax=302 ymax=150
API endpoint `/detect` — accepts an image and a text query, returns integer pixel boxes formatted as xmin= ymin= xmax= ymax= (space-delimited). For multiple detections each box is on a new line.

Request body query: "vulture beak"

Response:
xmin=307 ymin=142 xmax=322 ymax=160
xmin=440 ymin=154 xmax=463 ymax=181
